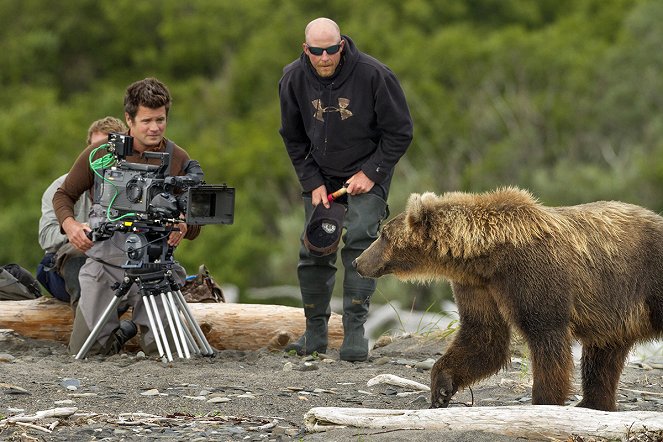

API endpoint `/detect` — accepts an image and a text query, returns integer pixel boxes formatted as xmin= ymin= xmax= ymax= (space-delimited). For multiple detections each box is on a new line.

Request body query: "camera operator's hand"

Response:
xmin=168 ymin=221 xmax=188 ymax=247
xmin=62 ymin=217 xmax=93 ymax=252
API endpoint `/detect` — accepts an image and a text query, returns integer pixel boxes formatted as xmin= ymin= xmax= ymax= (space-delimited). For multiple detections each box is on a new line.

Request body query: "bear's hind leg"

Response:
xmin=430 ymin=297 xmax=511 ymax=408
xmin=527 ymin=330 xmax=573 ymax=406
xmin=577 ymin=343 xmax=630 ymax=411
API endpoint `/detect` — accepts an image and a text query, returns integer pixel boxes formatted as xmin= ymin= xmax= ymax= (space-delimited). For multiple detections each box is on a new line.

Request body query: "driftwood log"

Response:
xmin=304 ymin=405 xmax=663 ymax=439
xmin=0 ymin=298 xmax=344 ymax=351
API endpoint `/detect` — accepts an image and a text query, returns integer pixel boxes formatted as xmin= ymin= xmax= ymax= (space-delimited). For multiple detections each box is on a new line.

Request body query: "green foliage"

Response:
xmin=2 ymin=0 xmax=660 ymax=313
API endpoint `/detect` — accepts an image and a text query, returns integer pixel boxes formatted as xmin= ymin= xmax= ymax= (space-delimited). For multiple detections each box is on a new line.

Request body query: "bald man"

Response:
xmin=278 ymin=17 xmax=413 ymax=361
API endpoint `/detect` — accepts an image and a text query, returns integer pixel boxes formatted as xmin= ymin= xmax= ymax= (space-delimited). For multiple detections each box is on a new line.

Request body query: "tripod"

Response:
xmin=75 ymin=222 xmax=214 ymax=361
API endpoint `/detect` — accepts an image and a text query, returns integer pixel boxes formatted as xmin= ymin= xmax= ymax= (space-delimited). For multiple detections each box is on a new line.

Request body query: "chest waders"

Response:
xmin=287 ymin=191 xmax=387 ymax=361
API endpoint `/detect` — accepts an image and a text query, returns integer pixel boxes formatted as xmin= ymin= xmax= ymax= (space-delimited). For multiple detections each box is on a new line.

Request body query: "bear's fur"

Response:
xmin=354 ymin=187 xmax=663 ymax=411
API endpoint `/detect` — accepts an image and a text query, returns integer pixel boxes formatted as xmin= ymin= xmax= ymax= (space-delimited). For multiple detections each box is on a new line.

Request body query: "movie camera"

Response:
xmin=93 ymin=132 xmax=234 ymax=228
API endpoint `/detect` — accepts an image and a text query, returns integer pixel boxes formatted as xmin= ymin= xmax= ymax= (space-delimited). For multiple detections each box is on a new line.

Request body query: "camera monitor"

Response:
xmin=185 ymin=184 xmax=235 ymax=225
xmin=107 ymin=132 xmax=134 ymax=158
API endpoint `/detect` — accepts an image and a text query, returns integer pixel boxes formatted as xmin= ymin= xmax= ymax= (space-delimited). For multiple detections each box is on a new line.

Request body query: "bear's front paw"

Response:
xmin=430 ymin=368 xmax=457 ymax=408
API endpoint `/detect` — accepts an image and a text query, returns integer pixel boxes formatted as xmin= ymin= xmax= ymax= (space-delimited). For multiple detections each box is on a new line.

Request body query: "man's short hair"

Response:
xmin=124 ymin=77 xmax=172 ymax=121
xmin=86 ymin=116 xmax=127 ymax=145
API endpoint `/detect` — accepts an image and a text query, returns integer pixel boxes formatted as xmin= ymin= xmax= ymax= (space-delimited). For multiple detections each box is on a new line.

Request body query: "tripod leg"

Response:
xmin=142 ymin=293 xmax=169 ymax=361
xmin=148 ymin=294 xmax=174 ymax=362
xmin=162 ymin=273 xmax=197 ymax=356
xmin=76 ymin=279 xmax=131 ymax=360
xmin=160 ymin=292 xmax=185 ymax=359
xmin=169 ymin=307 xmax=202 ymax=356
xmin=173 ymin=289 xmax=215 ymax=356
xmin=165 ymin=291 xmax=191 ymax=358
xmin=182 ymin=326 xmax=201 ymax=356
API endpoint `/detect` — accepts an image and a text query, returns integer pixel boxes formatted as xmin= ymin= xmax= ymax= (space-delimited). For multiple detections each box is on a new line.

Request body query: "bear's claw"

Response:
xmin=430 ymin=386 xmax=457 ymax=408
xmin=430 ymin=369 xmax=457 ymax=408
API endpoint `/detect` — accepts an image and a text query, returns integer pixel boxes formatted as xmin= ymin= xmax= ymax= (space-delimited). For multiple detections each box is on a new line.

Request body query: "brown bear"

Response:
xmin=353 ymin=187 xmax=663 ymax=411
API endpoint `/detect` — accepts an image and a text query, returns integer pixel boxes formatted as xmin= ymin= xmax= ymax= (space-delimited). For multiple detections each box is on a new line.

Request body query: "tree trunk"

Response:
xmin=304 ymin=405 xmax=663 ymax=439
xmin=0 ymin=298 xmax=343 ymax=351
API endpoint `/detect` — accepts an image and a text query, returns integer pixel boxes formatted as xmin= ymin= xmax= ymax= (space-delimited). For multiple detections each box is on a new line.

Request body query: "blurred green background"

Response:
xmin=2 ymin=0 xmax=662 ymax=315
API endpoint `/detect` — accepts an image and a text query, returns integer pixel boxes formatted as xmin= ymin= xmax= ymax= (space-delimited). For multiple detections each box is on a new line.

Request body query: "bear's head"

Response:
xmin=354 ymin=187 xmax=548 ymax=282
xmin=354 ymin=191 xmax=453 ymax=281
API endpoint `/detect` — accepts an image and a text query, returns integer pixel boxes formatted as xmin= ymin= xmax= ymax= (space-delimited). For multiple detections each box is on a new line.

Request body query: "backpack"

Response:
xmin=181 ymin=264 xmax=224 ymax=303
xmin=0 ymin=263 xmax=42 ymax=301
xmin=36 ymin=252 xmax=70 ymax=302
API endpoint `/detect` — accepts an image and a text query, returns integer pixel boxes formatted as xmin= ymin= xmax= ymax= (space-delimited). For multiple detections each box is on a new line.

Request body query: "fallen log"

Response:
xmin=304 ymin=405 xmax=663 ymax=439
xmin=0 ymin=298 xmax=344 ymax=351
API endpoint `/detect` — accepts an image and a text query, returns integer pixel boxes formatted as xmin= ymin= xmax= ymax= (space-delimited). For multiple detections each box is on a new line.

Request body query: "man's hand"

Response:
xmin=62 ymin=217 xmax=93 ymax=253
xmin=346 ymin=171 xmax=374 ymax=195
xmin=168 ymin=221 xmax=188 ymax=247
xmin=312 ymin=184 xmax=330 ymax=208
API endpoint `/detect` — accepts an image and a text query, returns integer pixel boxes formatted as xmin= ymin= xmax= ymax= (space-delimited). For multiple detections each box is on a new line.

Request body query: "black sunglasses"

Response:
xmin=306 ymin=42 xmax=342 ymax=56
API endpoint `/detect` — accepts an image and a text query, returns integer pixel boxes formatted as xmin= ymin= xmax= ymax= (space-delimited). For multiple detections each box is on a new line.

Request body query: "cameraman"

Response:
xmin=53 ymin=78 xmax=201 ymax=356
xmin=37 ymin=116 xmax=127 ymax=314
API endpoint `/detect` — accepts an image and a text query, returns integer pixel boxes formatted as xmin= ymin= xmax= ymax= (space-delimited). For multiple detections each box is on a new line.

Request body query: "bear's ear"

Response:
xmin=405 ymin=192 xmax=438 ymax=230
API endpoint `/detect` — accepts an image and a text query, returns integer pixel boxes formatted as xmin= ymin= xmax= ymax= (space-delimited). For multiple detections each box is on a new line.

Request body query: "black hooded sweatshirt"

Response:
xmin=279 ymin=35 xmax=413 ymax=192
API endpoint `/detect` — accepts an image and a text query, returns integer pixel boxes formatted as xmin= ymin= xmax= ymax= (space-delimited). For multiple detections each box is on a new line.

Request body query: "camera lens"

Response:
xmin=126 ymin=180 xmax=143 ymax=203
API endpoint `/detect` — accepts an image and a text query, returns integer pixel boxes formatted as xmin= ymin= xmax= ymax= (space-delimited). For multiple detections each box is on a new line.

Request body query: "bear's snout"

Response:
xmin=354 ymin=239 xmax=392 ymax=278
xmin=352 ymin=258 xmax=372 ymax=279
xmin=353 ymin=257 xmax=371 ymax=278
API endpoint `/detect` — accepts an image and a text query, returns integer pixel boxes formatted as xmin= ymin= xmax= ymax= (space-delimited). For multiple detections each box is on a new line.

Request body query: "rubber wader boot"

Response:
xmin=103 ymin=319 xmax=138 ymax=356
xmin=284 ymin=294 xmax=331 ymax=355
xmin=340 ymin=295 xmax=370 ymax=362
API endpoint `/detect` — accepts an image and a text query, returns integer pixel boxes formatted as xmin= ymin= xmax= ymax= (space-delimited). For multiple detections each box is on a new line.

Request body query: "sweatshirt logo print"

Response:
xmin=312 ymin=98 xmax=353 ymax=122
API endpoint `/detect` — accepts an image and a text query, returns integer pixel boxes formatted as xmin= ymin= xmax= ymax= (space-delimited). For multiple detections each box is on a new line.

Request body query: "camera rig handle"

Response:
xmin=142 ymin=151 xmax=170 ymax=177
xmin=86 ymin=223 xmax=116 ymax=242
xmin=86 ymin=218 xmax=181 ymax=242
xmin=164 ymin=160 xmax=204 ymax=190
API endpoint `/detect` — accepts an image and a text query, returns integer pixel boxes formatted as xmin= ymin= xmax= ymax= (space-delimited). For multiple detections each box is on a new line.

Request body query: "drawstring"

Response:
xmin=322 ymin=82 xmax=334 ymax=157
xmin=306 ymin=82 xmax=334 ymax=159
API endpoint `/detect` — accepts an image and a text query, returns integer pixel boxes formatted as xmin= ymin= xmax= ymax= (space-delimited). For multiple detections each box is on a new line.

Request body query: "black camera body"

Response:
xmin=94 ymin=133 xmax=235 ymax=226
xmin=97 ymin=162 xmax=169 ymax=216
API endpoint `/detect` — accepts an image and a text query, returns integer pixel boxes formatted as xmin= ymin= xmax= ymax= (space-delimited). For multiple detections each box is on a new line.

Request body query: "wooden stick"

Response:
xmin=366 ymin=374 xmax=430 ymax=391
xmin=3 ymin=407 xmax=78 ymax=423
xmin=621 ymin=388 xmax=663 ymax=397
xmin=328 ymin=187 xmax=348 ymax=202
xmin=14 ymin=421 xmax=52 ymax=433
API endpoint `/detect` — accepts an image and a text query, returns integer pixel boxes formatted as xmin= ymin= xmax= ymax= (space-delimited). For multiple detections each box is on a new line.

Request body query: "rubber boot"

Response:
xmin=340 ymin=295 xmax=370 ymax=362
xmin=284 ymin=293 xmax=331 ymax=355
xmin=102 ymin=319 xmax=138 ymax=356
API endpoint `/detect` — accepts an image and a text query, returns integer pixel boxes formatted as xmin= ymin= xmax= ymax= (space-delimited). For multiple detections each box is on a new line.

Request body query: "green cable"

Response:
xmin=88 ymin=144 xmax=137 ymax=221
xmin=89 ymin=144 xmax=116 ymax=172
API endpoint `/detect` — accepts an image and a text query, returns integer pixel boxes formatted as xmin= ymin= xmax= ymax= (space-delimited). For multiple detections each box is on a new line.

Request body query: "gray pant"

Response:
xmin=61 ymin=254 xmax=86 ymax=313
xmin=68 ymin=234 xmax=186 ymax=356
xmin=298 ymin=184 xmax=389 ymax=303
